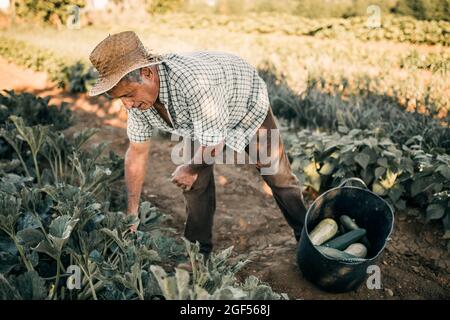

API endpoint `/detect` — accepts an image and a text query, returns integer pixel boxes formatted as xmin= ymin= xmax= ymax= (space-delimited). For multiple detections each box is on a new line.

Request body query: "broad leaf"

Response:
xmin=355 ymin=153 xmax=370 ymax=170
xmin=426 ymin=204 xmax=446 ymax=221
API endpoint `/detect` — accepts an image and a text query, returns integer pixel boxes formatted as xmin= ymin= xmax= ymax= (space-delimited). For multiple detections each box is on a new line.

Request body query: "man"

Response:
xmin=88 ymin=31 xmax=307 ymax=261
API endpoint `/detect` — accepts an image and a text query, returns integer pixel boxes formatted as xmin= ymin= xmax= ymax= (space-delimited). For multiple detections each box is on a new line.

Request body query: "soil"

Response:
xmin=1 ymin=57 xmax=449 ymax=300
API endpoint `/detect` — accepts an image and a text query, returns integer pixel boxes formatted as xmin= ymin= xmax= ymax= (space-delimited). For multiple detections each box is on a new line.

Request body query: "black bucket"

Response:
xmin=297 ymin=178 xmax=394 ymax=293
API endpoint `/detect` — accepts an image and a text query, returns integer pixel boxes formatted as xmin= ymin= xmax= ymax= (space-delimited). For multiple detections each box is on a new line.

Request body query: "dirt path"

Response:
xmin=0 ymin=57 xmax=48 ymax=91
xmin=1 ymin=59 xmax=449 ymax=300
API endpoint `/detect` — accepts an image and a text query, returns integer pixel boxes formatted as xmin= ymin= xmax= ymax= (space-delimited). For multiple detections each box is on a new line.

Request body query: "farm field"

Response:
xmin=0 ymin=6 xmax=449 ymax=300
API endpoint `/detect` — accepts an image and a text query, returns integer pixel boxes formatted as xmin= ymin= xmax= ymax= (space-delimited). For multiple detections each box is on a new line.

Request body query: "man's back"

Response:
xmin=158 ymin=51 xmax=270 ymax=151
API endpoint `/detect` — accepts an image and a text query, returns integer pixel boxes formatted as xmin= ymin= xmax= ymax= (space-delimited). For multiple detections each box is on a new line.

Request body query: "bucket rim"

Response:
xmin=303 ymin=182 xmax=395 ymax=264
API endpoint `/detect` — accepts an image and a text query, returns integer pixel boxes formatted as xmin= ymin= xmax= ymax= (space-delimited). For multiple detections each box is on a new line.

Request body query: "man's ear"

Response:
xmin=140 ymin=67 xmax=153 ymax=80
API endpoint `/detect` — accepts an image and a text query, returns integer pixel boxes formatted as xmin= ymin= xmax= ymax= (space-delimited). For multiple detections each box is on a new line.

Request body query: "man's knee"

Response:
xmin=262 ymin=170 xmax=299 ymax=189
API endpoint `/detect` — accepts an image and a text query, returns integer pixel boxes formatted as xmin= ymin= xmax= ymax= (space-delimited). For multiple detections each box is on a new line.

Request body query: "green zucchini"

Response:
xmin=315 ymin=246 xmax=364 ymax=261
xmin=309 ymin=218 xmax=338 ymax=246
xmin=340 ymin=215 xmax=359 ymax=230
xmin=323 ymin=228 xmax=366 ymax=250
xmin=339 ymin=215 xmax=371 ymax=249
xmin=344 ymin=243 xmax=368 ymax=258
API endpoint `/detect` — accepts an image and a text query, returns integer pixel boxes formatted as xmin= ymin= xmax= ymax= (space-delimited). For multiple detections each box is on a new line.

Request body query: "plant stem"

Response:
xmin=32 ymin=153 xmax=42 ymax=186
xmin=137 ymin=268 xmax=144 ymax=300
xmin=52 ymin=258 xmax=61 ymax=300
xmin=17 ymin=152 xmax=31 ymax=178
xmin=13 ymin=238 xmax=34 ymax=272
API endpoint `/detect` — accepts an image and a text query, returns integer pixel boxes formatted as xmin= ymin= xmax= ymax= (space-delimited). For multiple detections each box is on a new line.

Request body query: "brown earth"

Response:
xmin=1 ymin=58 xmax=449 ymax=300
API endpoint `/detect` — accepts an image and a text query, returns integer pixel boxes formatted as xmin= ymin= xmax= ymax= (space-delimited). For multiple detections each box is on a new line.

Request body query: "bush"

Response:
xmin=260 ymin=65 xmax=450 ymax=154
xmin=15 ymin=0 xmax=85 ymax=26
xmin=146 ymin=0 xmax=184 ymax=14
xmin=151 ymin=12 xmax=450 ymax=45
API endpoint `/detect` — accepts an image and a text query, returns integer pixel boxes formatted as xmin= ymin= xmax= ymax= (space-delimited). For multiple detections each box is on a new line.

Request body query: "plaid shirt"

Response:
xmin=126 ymin=51 xmax=270 ymax=152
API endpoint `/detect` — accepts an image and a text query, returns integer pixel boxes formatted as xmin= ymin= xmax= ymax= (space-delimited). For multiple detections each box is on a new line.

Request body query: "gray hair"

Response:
xmin=122 ymin=68 xmax=143 ymax=83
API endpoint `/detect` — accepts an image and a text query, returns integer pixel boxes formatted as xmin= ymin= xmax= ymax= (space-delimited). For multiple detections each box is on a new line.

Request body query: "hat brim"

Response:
xmin=88 ymin=61 xmax=163 ymax=97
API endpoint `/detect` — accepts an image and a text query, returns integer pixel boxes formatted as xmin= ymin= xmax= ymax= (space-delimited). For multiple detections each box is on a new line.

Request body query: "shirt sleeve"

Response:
xmin=126 ymin=108 xmax=153 ymax=142
xmin=185 ymin=84 xmax=229 ymax=146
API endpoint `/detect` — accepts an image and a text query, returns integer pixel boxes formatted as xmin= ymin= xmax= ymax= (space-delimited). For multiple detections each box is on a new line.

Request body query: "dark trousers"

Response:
xmin=182 ymin=107 xmax=307 ymax=255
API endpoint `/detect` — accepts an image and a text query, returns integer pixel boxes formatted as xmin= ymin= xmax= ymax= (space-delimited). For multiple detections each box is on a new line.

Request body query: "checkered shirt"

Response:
xmin=126 ymin=51 xmax=270 ymax=152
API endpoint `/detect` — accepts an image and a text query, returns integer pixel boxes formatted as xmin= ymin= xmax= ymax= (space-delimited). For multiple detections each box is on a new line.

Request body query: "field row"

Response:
xmin=154 ymin=13 xmax=450 ymax=46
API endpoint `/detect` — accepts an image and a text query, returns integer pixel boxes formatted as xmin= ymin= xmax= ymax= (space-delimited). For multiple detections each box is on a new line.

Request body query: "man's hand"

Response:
xmin=171 ymin=164 xmax=199 ymax=191
xmin=126 ymin=213 xmax=140 ymax=233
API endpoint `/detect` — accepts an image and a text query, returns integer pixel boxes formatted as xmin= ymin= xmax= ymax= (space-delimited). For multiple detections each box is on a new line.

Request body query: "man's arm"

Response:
xmin=125 ymin=140 xmax=151 ymax=216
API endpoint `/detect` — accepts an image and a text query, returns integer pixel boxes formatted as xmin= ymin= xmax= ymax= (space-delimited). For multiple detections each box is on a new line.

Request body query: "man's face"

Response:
xmin=107 ymin=66 xmax=160 ymax=111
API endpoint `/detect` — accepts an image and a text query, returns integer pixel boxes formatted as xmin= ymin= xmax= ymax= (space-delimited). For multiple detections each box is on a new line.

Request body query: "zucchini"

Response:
xmin=339 ymin=215 xmax=371 ymax=249
xmin=340 ymin=215 xmax=359 ymax=230
xmin=309 ymin=218 xmax=338 ymax=246
xmin=315 ymin=246 xmax=364 ymax=261
xmin=344 ymin=243 xmax=368 ymax=258
xmin=323 ymin=228 xmax=366 ymax=250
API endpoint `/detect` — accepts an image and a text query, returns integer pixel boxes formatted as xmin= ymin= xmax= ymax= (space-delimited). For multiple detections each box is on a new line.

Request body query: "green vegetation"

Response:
xmin=0 ymin=91 xmax=283 ymax=300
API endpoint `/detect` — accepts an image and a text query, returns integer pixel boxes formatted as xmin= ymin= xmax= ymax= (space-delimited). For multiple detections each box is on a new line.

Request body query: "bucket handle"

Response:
xmin=338 ymin=177 xmax=368 ymax=189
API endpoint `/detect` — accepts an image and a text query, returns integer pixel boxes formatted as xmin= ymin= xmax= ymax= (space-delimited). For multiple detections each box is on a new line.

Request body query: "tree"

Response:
xmin=146 ymin=0 xmax=184 ymax=14
xmin=15 ymin=0 xmax=85 ymax=25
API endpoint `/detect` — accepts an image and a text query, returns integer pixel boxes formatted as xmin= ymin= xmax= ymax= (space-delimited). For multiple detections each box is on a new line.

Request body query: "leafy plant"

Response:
xmin=0 ymin=94 xmax=282 ymax=300
xmin=150 ymin=239 xmax=288 ymax=300
xmin=286 ymin=127 xmax=450 ymax=250
xmin=261 ymin=64 xmax=450 ymax=154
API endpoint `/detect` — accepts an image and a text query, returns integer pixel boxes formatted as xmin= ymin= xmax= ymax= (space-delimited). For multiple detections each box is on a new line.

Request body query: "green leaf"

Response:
xmin=0 ymin=192 xmax=22 ymax=235
xmin=411 ymin=177 xmax=435 ymax=197
xmin=0 ymin=274 xmax=21 ymax=300
xmin=337 ymin=126 xmax=349 ymax=134
xmin=33 ymin=239 xmax=59 ymax=260
xmin=175 ymin=268 xmax=191 ymax=300
xmin=16 ymin=228 xmax=44 ymax=247
xmin=9 ymin=116 xmax=49 ymax=157
xmin=426 ymin=204 xmax=445 ymax=221
xmin=436 ymin=165 xmax=450 ymax=180
xmin=0 ymin=251 xmax=19 ymax=274
xmin=49 ymin=215 xmax=78 ymax=239
xmin=362 ymin=137 xmax=376 ymax=148
xmin=136 ymin=246 xmax=161 ymax=263
xmin=340 ymin=144 xmax=355 ymax=153
xmin=34 ymin=215 xmax=79 ymax=259
xmin=150 ymin=265 xmax=179 ymax=300
xmin=395 ymin=200 xmax=406 ymax=210
xmin=324 ymin=140 xmax=339 ymax=152
xmin=382 ymin=150 xmax=397 ymax=158
xmin=374 ymin=167 xmax=386 ymax=180
xmin=377 ymin=157 xmax=389 ymax=168
xmin=8 ymin=271 xmax=47 ymax=300
xmin=388 ymin=185 xmax=403 ymax=203
xmin=442 ymin=230 xmax=450 ymax=240
xmin=355 ymin=153 xmax=370 ymax=170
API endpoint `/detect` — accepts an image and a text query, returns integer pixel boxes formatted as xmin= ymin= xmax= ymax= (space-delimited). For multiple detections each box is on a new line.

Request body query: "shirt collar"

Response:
xmin=157 ymin=62 xmax=169 ymax=106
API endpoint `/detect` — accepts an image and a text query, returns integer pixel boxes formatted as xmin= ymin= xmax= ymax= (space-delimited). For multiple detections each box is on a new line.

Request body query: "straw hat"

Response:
xmin=88 ymin=31 xmax=162 ymax=96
